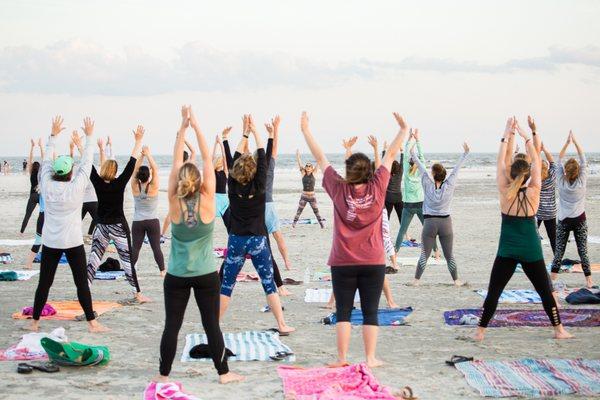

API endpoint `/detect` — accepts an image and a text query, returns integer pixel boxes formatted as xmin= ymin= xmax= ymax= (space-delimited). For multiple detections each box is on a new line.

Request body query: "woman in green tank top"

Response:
xmin=147 ymin=106 xmax=243 ymax=398
xmin=474 ymin=117 xmax=571 ymax=343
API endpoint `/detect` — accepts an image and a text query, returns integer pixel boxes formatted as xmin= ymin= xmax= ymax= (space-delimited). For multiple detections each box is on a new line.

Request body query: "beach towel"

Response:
xmin=313 ymin=271 xmax=331 ymax=281
xmin=0 ymin=269 xmax=39 ymax=281
xmin=181 ymin=330 xmax=295 ymax=362
xmin=144 ymin=382 xmax=201 ymax=400
xmin=397 ymin=257 xmax=445 ymax=266
xmin=565 ymin=288 xmax=600 ymax=305
xmin=213 ymin=247 xmax=251 ymax=260
xmin=323 ymin=307 xmax=413 ymax=326
xmin=41 ymin=338 xmax=110 ymax=366
xmin=0 ymin=239 xmax=34 ymax=246
xmin=475 ymin=289 xmax=542 ymax=304
xmin=455 ymin=358 xmax=600 ymax=398
xmin=94 ymin=270 xmax=125 ymax=280
xmin=0 ymin=253 xmax=14 ymax=264
xmin=280 ymin=218 xmax=325 ymax=226
xmin=278 ymin=363 xmax=396 ymax=400
xmin=588 ymin=235 xmax=600 ymax=244
xmin=0 ymin=327 xmax=67 ymax=362
xmin=0 ymin=271 xmax=17 ymax=281
xmin=236 ymin=272 xmax=259 ymax=282
xmin=33 ymin=252 xmax=68 ymax=264
xmin=444 ymin=308 xmax=600 ymax=327
xmin=22 ymin=304 xmax=56 ymax=317
xmin=399 ymin=240 xmax=421 ymax=248
xmin=304 ymin=288 xmax=359 ymax=303
xmin=13 ymin=300 xmax=122 ymax=321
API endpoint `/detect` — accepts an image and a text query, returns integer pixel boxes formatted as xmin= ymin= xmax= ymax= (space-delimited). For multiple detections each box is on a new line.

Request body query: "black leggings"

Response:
xmin=33 ymin=245 xmax=95 ymax=321
xmin=31 ymin=212 xmax=45 ymax=254
xmin=385 ymin=200 xmax=403 ymax=225
xmin=20 ymin=192 xmax=39 ymax=234
xmin=160 ymin=272 xmax=229 ymax=376
xmin=332 ymin=265 xmax=385 ymax=326
xmin=222 ymin=207 xmax=231 ymax=234
xmin=537 ymin=218 xmax=557 ymax=254
xmin=81 ymin=202 xmax=99 ymax=235
xmin=479 ymin=256 xmax=560 ymax=328
xmin=131 ymin=219 xmax=165 ymax=272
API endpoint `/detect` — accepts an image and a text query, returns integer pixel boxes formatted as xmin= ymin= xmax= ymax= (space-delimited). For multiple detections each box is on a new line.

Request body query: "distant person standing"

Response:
xmin=3 ymin=161 xmax=9 ymax=175
xmin=23 ymin=159 xmax=28 ymax=173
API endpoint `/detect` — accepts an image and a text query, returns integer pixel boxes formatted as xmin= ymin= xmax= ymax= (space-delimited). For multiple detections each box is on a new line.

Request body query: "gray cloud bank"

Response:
xmin=0 ymin=41 xmax=598 ymax=96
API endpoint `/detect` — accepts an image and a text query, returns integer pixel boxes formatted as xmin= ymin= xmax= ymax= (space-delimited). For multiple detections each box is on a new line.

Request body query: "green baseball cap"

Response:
xmin=53 ymin=155 xmax=74 ymax=176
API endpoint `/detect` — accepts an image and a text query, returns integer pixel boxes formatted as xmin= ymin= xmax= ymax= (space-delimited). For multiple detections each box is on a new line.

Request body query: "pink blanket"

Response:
xmin=278 ymin=363 xmax=396 ymax=399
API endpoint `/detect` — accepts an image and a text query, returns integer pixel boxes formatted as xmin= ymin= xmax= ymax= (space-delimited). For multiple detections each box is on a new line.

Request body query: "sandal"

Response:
xmin=17 ymin=362 xmax=60 ymax=373
xmin=266 ymin=328 xmax=291 ymax=337
xmin=385 ymin=266 xmax=398 ymax=274
xmin=282 ymin=278 xmax=302 ymax=286
xmin=398 ymin=386 xmax=418 ymax=399
xmin=269 ymin=351 xmax=294 ymax=361
xmin=445 ymin=355 xmax=474 ymax=366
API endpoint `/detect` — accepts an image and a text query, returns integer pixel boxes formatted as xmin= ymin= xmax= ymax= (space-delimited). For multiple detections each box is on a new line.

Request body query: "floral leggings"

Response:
xmin=293 ymin=193 xmax=324 ymax=227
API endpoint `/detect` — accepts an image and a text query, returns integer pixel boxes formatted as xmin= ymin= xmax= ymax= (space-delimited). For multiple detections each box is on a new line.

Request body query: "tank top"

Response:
xmin=133 ymin=194 xmax=159 ymax=221
xmin=168 ymin=195 xmax=216 ymax=277
xmin=302 ymin=173 xmax=316 ymax=192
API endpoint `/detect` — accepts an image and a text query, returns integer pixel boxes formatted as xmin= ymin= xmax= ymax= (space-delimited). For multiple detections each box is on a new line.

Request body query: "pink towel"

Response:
xmin=278 ymin=363 xmax=396 ymax=399
xmin=144 ymin=382 xmax=200 ymax=400
xmin=21 ymin=304 xmax=56 ymax=317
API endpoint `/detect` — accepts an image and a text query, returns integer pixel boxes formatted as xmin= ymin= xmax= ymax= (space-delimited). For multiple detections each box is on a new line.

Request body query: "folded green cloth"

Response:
xmin=41 ymin=338 xmax=110 ymax=366
xmin=0 ymin=271 xmax=18 ymax=281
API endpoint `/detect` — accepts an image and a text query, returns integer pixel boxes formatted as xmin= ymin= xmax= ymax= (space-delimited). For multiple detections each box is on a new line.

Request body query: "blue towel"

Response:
xmin=323 ymin=307 xmax=413 ymax=326
xmin=34 ymin=253 xmax=68 ymax=264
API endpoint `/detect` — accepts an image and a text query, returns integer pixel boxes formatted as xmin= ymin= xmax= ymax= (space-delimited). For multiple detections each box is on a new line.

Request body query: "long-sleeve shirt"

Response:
xmin=402 ymin=140 xmax=425 ymax=203
xmin=557 ymin=154 xmax=587 ymax=220
xmin=40 ymin=134 xmax=95 ymax=249
xmin=413 ymin=150 xmax=468 ymax=216
xmin=91 ymin=157 xmax=137 ymax=224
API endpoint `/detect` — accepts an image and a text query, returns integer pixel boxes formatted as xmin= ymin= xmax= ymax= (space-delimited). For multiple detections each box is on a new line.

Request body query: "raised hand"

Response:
xmin=141 ymin=145 xmax=150 ymax=156
xmin=180 ymin=105 xmax=190 ymax=128
xmin=30 ymin=139 xmax=36 ymax=148
xmin=242 ymin=115 xmax=249 ymax=135
xmin=51 ymin=115 xmax=65 ymax=136
xmin=342 ymin=136 xmax=358 ymax=150
xmin=97 ymin=138 xmax=105 ymax=149
xmin=247 ymin=114 xmax=257 ymax=134
xmin=221 ymin=126 xmax=232 ymax=140
xmin=107 ymin=136 xmax=112 ymax=146
xmin=189 ymin=106 xmax=199 ymax=129
xmin=133 ymin=125 xmax=145 ymax=142
xmin=300 ymin=111 xmax=309 ymax=133
xmin=71 ymin=131 xmax=82 ymax=148
xmin=37 ymin=138 xmax=43 ymax=147
xmin=82 ymin=117 xmax=94 ymax=137
xmin=504 ymin=117 xmax=516 ymax=137
xmin=568 ymin=130 xmax=574 ymax=143
xmin=393 ymin=112 xmax=408 ymax=133
xmin=367 ymin=135 xmax=378 ymax=149
xmin=463 ymin=141 xmax=470 ymax=153
xmin=413 ymin=128 xmax=421 ymax=141
xmin=514 ymin=119 xmax=530 ymax=140
xmin=272 ymin=115 xmax=281 ymax=132
xmin=527 ymin=115 xmax=537 ymax=133
xmin=265 ymin=123 xmax=273 ymax=135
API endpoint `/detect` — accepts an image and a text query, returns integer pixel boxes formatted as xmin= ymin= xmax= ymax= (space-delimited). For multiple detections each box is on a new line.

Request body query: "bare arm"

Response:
xmin=131 ymin=152 xmax=145 ymax=192
xmin=342 ymin=136 xmax=358 ymax=161
xmin=98 ymin=138 xmax=106 ymax=166
xmin=247 ymin=115 xmax=263 ymax=149
xmin=185 ymin=140 xmax=196 ymax=164
xmin=146 ymin=151 xmax=160 ymax=189
xmin=168 ymin=106 xmax=190 ymax=201
xmin=271 ymin=115 xmax=280 ymax=159
xmin=497 ymin=118 xmax=514 ymax=189
xmin=130 ymin=127 xmax=143 ymax=158
xmin=189 ymin=107 xmax=215 ymax=202
xmin=541 ymin=143 xmax=554 ymax=163
xmin=528 ymin=115 xmax=542 ymax=154
xmin=368 ymin=135 xmax=381 ymax=168
xmin=515 ymin=120 xmax=541 ymax=189
xmin=382 ymin=113 xmax=410 ymax=171
xmin=559 ymin=133 xmax=571 ymax=160
xmin=300 ymin=112 xmax=330 ymax=172
xmin=296 ymin=149 xmax=304 ymax=170
xmin=27 ymin=140 xmax=34 ymax=173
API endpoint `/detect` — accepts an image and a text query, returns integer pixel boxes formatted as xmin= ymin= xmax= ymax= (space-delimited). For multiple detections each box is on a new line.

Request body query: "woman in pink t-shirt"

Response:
xmin=299 ymin=111 xmax=409 ymax=368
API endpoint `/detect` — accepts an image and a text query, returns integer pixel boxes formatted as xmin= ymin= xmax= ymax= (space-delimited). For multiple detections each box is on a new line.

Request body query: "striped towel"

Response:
xmin=280 ymin=218 xmax=323 ymax=226
xmin=476 ymin=289 xmax=541 ymax=304
xmin=304 ymin=288 xmax=360 ymax=303
xmin=181 ymin=331 xmax=295 ymax=362
xmin=455 ymin=359 xmax=600 ymax=398
xmin=0 ymin=270 xmax=39 ymax=281
xmin=94 ymin=271 xmax=125 ymax=280
xmin=0 ymin=254 xmax=14 ymax=264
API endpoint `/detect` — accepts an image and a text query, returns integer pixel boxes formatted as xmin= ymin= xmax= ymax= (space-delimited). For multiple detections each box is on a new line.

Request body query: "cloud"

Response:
xmin=0 ymin=41 xmax=598 ymax=96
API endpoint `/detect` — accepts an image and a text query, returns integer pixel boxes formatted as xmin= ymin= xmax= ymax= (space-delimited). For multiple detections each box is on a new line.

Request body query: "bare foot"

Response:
xmin=366 ymin=357 xmax=384 ymax=368
xmin=279 ymin=286 xmax=292 ymax=297
xmin=135 ymin=293 xmax=152 ymax=303
xmin=26 ymin=320 xmax=40 ymax=332
xmin=554 ymin=327 xmax=574 ymax=340
xmin=219 ymin=372 xmax=245 ymax=384
xmin=151 ymin=375 xmax=169 ymax=383
xmin=454 ymin=280 xmax=464 ymax=287
xmin=320 ymin=302 xmax=335 ymax=310
xmin=88 ymin=321 xmax=110 ymax=333
xmin=434 ymin=250 xmax=441 ymax=261
xmin=278 ymin=325 xmax=296 ymax=335
xmin=410 ymin=279 xmax=420 ymax=287
xmin=586 ymin=277 xmax=594 ymax=289
xmin=160 ymin=270 xmax=166 ymax=278
xmin=473 ymin=327 xmax=485 ymax=342
xmin=387 ymin=301 xmax=399 ymax=309
xmin=327 ymin=360 xmax=350 ymax=368
xmin=284 ymin=259 xmax=293 ymax=271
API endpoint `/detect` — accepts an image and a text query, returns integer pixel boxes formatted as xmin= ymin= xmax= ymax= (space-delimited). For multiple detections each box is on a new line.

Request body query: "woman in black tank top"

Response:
xmin=292 ymin=150 xmax=325 ymax=228
xmin=20 ymin=139 xmax=43 ymax=234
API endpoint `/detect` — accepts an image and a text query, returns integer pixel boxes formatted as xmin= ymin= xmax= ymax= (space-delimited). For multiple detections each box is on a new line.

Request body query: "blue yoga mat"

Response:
xmin=33 ymin=253 xmax=68 ymax=264
xmin=323 ymin=307 xmax=413 ymax=326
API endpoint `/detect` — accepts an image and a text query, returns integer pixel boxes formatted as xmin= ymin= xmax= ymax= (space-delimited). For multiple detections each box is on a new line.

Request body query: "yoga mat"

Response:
xmin=304 ymin=288 xmax=359 ymax=303
xmin=455 ymin=359 xmax=600 ymax=398
xmin=475 ymin=289 xmax=542 ymax=304
xmin=94 ymin=270 xmax=125 ymax=280
xmin=12 ymin=301 xmax=122 ymax=321
xmin=0 ymin=239 xmax=34 ymax=246
xmin=323 ymin=307 xmax=413 ymax=326
xmin=0 ymin=269 xmax=39 ymax=281
xmin=181 ymin=330 xmax=295 ymax=362
xmin=280 ymin=218 xmax=325 ymax=226
xmin=34 ymin=253 xmax=68 ymax=264
xmin=397 ymin=257 xmax=445 ymax=266
xmin=444 ymin=308 xmax=600 ymax=327
xmin=278 ymin=363 xmax=396 ymax=400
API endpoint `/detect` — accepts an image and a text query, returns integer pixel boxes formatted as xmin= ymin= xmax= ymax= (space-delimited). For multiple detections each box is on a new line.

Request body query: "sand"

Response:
xmin=0 ymin=171 xmax=599 ymax=399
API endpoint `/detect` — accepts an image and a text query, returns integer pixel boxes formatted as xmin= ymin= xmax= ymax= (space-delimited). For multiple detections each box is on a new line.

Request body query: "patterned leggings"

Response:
xmin=293 ymin=193 xmax=324 ymax=227
xmin=551 ymin=216 xmax=590 ymax=276
xmin=220 ymin=235 xmax=277 ymax=297
xmin=87 ymin=222 xmax=141 ymax=292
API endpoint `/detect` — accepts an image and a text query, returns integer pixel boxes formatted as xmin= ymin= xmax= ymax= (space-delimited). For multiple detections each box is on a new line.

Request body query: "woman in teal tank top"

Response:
xmin=148 ymin=106 xmax=243 ymax=397
xmin=474 ymin=117 xmax=571 ymax=343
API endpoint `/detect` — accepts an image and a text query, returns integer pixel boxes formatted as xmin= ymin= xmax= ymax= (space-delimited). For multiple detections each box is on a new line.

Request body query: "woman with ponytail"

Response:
xmin=148 ymin=106 xmax=244 ymax=392
xmin=550 ymin=131 xmax=591 ymax=287
xmin=475 ymin=117 xmax=571 ymax=342
xmin=86 ymin=126 xmax=150 ymax=303
xmin=219 ymin=114 xmax=295 ymax=336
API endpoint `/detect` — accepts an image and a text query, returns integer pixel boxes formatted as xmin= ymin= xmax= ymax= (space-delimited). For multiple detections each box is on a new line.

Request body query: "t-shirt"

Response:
xmin=322 ymin=165 xmax=390 ymax=266
xmin=90 ymin=157 xmax=136 ymax=224
xmin=227 ymin=148 xmax=267 ymax=236
xmin=557 ymin=155 xmax=587 ymax=221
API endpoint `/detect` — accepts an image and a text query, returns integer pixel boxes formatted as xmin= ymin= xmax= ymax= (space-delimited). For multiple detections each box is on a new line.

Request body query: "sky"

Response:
xmin=0 ymin=0 xmax=599 ymax=156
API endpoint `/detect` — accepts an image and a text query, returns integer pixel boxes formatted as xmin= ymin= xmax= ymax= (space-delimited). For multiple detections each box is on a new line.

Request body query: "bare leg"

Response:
xmin=272 ymin=230 xmax=292 ymax=270
xmin=363 ymin=325 xmax=383 ymax=367
xmin=219 ymin=294 xmax=231 ymax=320
xmin=383 ymin=277 xmax=398 ymax=308
xmin=266 ymin=293 xmax=295 ymax=333
xmin=331 ymin=322 xmax=351 ymax=367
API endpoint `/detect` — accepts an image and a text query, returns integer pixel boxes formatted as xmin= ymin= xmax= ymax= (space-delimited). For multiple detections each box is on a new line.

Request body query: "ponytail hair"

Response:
xmin=177 ymin=163 xmax=201 ymax=199
xmin=507 ymin=159 xmax=530 ymax=201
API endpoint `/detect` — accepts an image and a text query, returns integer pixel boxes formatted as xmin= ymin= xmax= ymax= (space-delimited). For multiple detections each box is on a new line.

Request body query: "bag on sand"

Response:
xmin=40 ymin=338 xmax=110 ymax=366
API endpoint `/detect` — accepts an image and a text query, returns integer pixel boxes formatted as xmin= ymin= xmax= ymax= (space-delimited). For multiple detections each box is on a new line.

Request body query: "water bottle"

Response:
xmin=304 ymin=267 xmax=311 ymax=284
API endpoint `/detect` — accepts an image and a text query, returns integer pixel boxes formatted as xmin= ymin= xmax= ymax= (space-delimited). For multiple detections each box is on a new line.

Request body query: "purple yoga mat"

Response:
xmin=444 ymin=308 xmax=600 ymax=327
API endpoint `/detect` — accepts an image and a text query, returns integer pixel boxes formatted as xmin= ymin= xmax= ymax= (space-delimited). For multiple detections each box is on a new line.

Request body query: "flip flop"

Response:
xmin=282 ymin=278 xmax=303 ymax=285
xmin=17 ymin=362 xmax=60 ymax=373
xmin=269 ymin=351 xmax=294 ymax=361
xmin=385 ymin=266 xmax=398 ymax=274
xmin=266 ymin=328 xmax=291 ymax=337
xmin=445 ymin=355 xmax=474 ymax=366
xmin=398 ymin=386 xmax=418 ymax=400
xmin=74 ymin=311 xmax=98 ymax=322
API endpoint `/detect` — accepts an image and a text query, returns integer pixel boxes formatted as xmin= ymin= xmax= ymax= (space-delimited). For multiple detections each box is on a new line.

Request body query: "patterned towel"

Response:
xmin=181 ymin=331 xmax=295 ymax=362
xmin=0 ymin=269 xmax=39 ymax=281
xmin=475 ymin=289 xmax=542 ymax=304
xmin=323 ymin=307 xmax=413 ymax=326
xmin=444 ymin=308 xmax=600 ymax=327
xmin=304 ymin=288 xmax=359 ymax=303
xmin=13 ymin=300 xmax=122 ymax=321
xmin=0 ymin=253 xmax=14 ymax=264
xmin=94 ymin=270 xmax=125 ymax=280
xmin=280 ymin=218 xmax=324 ymax=226
xmin=455 ymin=359 xmax=600 ymax=398
xmin=278 ymin=363 xmax=396 ymax=399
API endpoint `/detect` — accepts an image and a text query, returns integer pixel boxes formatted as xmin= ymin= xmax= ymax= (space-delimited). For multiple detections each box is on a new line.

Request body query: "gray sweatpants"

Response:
xmin=416 ymin=216 xmax=458 ymax=281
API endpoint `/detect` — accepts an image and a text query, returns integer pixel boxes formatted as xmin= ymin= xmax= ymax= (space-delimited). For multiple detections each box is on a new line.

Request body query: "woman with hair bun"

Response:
xmin=292 ymin=150 xmax=325 ymax=228
xmin=550 ymin=131 xmax=592 ymax=288
xmin=86 ymin=125 xmax=150 ymax=303
xmin=130 ymin=145 xmax=165 ymax=277
xmin=475 ymin=117 xmax=571 ymax=342
xmin=148 ymin=106 xmax=244 ymax=391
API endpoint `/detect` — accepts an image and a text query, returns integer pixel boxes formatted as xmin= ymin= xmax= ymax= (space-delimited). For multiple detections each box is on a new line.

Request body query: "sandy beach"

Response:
xmin=0 ymin=170 xmax=599 ymax=400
